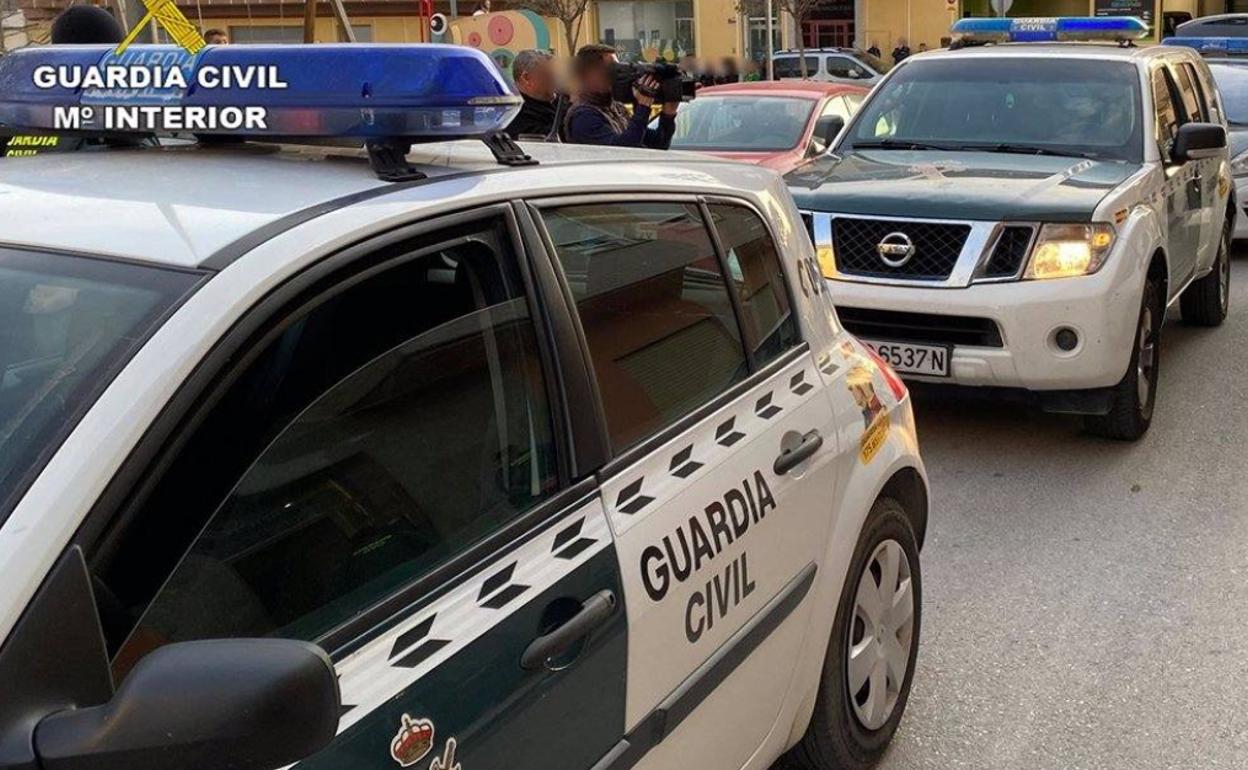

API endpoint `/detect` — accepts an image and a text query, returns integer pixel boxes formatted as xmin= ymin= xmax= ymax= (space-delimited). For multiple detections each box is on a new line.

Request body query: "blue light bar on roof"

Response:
xmin=951 ymin=16 xmax=1150 ymax=44
xmin=1163 ymin=36 xmax=1248 ymax=56
xmin=0 ymin=44 xmax=521 ymax=139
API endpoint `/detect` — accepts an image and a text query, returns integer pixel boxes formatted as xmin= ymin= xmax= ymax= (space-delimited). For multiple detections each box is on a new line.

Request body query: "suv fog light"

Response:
xmin=1055 ymin=327 xmax=1079 ymax=352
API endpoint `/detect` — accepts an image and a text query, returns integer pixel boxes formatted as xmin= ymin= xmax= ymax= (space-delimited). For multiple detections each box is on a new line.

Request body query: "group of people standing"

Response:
xmin=866 ymin=38 xmax=928 ymax=64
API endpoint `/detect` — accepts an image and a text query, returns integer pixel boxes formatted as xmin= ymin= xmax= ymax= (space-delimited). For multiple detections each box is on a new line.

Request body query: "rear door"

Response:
xmin=532 ymin=197 xmax=840 ymax=769
xmin=79 ymin=209 xmax=628 ymax=770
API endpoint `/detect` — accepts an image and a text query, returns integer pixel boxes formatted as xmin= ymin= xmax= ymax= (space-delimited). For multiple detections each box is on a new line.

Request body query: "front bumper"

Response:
xmin=827 ymin=266 xmax=1141 ymax=391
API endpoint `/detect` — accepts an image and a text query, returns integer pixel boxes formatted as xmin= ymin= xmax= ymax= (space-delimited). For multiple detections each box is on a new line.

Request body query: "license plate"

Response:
xmin=861 ymin=339 xmax=951 ymax=377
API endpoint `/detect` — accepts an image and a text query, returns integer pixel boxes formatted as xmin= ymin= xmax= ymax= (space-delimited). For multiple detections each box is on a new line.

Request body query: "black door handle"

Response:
xmin=521 ymin=590 xmax=617 ymax=671
xmin=774 ymin=429 xmax=823 ymax=475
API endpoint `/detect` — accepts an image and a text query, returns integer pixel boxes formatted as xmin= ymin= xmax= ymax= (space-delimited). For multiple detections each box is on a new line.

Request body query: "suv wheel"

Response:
xmin=1084 ymin=276 xmax=1162 ymax=441
xmin=787 ymin=497 xmax=921 ymax=770
xmin=1180 ymin=219 xmax=1231 ymax=327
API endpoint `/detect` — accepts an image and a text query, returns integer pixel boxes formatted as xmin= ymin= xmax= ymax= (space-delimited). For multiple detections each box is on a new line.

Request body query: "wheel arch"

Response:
xmin=1148 ymin=246 xmax=1169 ymax=300
xmin=877 ymin=466 xmax=928 ymax=550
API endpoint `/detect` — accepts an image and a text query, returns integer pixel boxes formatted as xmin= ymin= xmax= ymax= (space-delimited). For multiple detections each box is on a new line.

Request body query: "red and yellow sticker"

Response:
xmin=859 ymin=413 xmax=890 ymax=465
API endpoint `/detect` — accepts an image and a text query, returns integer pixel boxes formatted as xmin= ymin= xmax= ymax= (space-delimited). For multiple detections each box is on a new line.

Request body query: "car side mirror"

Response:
xmin=34 ymin=639 xmax=341 ymax=770
xmin=816 ymin=115 xmax=845 ymax=146
xmin=1173 ymin=122 xmax=1227 ymax=163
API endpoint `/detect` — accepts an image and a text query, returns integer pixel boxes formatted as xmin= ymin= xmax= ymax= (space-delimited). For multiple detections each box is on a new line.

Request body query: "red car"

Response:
xmin=665 ymin=81 xmax=869 ymax=173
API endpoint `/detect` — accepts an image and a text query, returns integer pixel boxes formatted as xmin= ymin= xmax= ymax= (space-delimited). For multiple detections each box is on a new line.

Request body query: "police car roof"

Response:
xmin=923 ymin=42 xmax=1170 ymax=61
xmin=0 ymin=140 xmax=744 ymax=269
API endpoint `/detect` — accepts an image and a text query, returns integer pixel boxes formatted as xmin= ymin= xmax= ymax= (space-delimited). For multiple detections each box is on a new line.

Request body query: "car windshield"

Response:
xmin=1210 ymin=62 xmax=1248 ymax=125
xmin=845 ymin=58 xmax=1144 ymax=162
xmin=669 ymin=95 xmax=816 ymax=151
xmin=0 ymin=250 xmax=198 ymax=520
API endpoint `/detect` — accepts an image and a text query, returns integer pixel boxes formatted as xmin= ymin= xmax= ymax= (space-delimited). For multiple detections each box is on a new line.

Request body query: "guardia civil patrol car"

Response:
xmin=790 ymin=16 xmax=1234 ymax=440
xmin=0 ymin=44 xmax=929 ymax=770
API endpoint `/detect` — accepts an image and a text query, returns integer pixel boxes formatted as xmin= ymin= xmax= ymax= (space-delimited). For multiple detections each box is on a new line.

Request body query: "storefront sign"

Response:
xmin=1094 ymin=0 xmax=1152 ymax=23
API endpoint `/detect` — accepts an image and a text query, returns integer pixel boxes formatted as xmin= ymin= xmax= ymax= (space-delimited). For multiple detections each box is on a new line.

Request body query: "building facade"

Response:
xmin=8 ymin=0 xmax=1219 ymax=62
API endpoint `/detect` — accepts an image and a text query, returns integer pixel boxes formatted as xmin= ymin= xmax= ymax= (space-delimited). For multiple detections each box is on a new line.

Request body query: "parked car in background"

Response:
xmin=664 ymin=81 xmax=867 ymax=173
xmin=772 ymin=48 xmax=887 ymax=85
xmin=1175 ymin=13 xmax=1248 ymax=38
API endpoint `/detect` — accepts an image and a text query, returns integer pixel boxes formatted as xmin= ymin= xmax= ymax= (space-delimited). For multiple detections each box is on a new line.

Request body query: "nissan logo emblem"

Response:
xmin=876 ymin=232 xmax=915 ymax=268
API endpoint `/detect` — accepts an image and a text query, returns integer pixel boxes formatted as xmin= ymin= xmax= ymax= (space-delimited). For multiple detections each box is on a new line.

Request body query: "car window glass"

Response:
xmin=1154 ymin=68 xmax=1180 ymax=161
xmin=708 ymin=204 xmax=800 ymax=365
xmin=541 ymin=202 xmax=748 ymax=453
xmin=774 ymin=56 xmax=819 ymax=78
xmin=1180 ymin=62 xmax=1211 ymax=122
xmin=108 ymin=216 xmax=558 ymax=672
xmin=826 ymin=56 xmax=862 ymax=79
xmin=822 ymin=95 xmax=853 ymax=122
xmin=1172 ymin=63 xmax=1203 ymax=124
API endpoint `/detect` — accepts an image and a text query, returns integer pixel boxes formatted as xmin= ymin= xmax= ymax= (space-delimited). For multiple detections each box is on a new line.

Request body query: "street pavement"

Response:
xmin=873 ymin=248 xmax=1248 ymax=769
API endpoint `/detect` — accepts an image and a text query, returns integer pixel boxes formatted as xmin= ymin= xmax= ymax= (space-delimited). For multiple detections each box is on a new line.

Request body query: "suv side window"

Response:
xmin=1172 ymin=62 xmax=1205 ymax=123
xmin=1179 ymin=61 xmax=1211 ymax=122
xmin=826 ymin=56 xmax=865 ymax=79
xmin=774 ymin=56 xmax=818 ymax=79
xmin=541 ymin=202 xmax=748 ymax=452
xmin=707 ymin=203 xmax=800 ymax=365
xmin=1153 ymin=67 xmax=1181 ymax=162
xmin=106 ymin=215 xmax=559 ymax=670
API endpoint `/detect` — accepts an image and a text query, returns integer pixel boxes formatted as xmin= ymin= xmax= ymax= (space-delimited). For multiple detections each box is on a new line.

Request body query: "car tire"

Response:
xmin=786 ymin=497 xmax=921 ymax=770
xmin=1084 ymin=276 xmax=1162 ymax=441
xmin=1180 ymin=218 xmax=1231 ymax=327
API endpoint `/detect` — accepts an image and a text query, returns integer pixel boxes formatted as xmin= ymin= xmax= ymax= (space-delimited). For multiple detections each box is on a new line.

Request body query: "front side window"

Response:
xmin=669 ymin=96 xmax=817 ymax=151
xmin=542 ymin=202 xmax=748 ymax=452
xmin=111 ymin=216 xmax=558 ymax=665
xmin=1172 ymin=62 xmax=1205 ymax=123
xmin=847 ymin=58 xmax=1144 ymax=162
xmin=0 ymin=250 xmax=198 ymax=522
xmin=1154 ymin=68 xmax=1181 ymax=161
xmin=708 ymin=204 xmax=800 ymax=365
xmin=826 ymin=56 xmax=865 ymax=79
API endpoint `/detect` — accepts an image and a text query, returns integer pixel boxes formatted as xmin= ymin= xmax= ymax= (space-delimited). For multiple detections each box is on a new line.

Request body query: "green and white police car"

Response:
xmin=790 ymin=17 xmax=1234 ymax=440
xmin=0 ymin=45 xmax=928 ymax=770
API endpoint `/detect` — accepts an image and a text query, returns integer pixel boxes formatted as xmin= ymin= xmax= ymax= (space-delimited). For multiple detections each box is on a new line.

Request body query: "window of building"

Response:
xmin=106 ymin=216 xmax=558 ymax=670
xmin=541 ymin=202 xmax=748 ymax=452
xmin=707 ymin=204 xmax=800 ymax=366
xmin=597 ymin=0 xmax=695 ymax=61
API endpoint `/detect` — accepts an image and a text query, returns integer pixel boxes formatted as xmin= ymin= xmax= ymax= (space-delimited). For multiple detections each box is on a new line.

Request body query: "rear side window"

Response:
xmin=708 ymin=204 xmax=800 ymax=366
xmin=542 ymin=202 xmax=748 ymax=452
xmin=774 ymin=56 xmax=819 ymax=79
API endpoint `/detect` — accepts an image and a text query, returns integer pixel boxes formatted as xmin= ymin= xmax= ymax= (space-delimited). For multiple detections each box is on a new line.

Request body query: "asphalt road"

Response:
xmin=873 ymin=248 xmax=1248 ymax=769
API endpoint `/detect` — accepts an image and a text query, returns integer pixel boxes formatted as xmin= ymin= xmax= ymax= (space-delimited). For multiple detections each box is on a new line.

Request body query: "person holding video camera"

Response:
xmin=566 ymin=44 xmax=678 ymax=149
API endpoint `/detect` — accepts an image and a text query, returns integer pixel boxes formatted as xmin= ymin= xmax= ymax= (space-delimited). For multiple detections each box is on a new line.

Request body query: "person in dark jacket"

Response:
xmin=892 ymin=38 xmax=911 ymax=65
xmin=505 ymin=49 xmax=563 ymax=140
xmin=565 ymin=44 xmax=677 ymax=149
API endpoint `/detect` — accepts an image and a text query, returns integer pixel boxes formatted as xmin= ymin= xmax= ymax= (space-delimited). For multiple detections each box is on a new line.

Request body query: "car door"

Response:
xmin=531 ymin=197 xmax=840 ymax=769
xmin=1153 ymin=63 xmax=1201 ymax=289
xmin=1175 ymin=58 xmax=1224 ymax=269
xmin=76 ymin=209 xmax=629 ymax=770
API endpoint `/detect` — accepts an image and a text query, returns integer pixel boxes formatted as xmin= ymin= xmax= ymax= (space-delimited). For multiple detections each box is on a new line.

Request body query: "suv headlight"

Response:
xmin=1023 ymin=223 xmax=1116 ymax=280
xmin=1232 ymin=149 xmax=1248 ymax=178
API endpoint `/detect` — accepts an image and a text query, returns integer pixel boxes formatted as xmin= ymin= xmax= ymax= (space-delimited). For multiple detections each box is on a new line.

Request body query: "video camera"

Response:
xmin=610 ymin=61 xmax=697 ymax=104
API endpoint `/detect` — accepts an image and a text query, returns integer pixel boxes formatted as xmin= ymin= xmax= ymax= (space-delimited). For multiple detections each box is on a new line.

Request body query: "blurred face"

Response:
xmin=206 ymin=31 xmax=227 ymax=44
xmin=518 ymin=57 xmax=557 ymax=102
xmin=581 ymin=52 xmax=617 ymax=95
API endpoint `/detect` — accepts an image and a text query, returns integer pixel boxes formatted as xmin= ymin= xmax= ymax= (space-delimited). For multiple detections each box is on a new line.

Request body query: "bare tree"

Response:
xmin=735 ymin=0 xmax=828 ymax=78
xmin=526 ymin=0 xmax=591 ymax=57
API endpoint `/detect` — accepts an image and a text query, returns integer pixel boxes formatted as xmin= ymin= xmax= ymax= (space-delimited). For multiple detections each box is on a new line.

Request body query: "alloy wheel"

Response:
xmin=847 ymin=539 xmax=914 ymax=731
xmin=1137 ymin=302 xmax=1157 ymax=420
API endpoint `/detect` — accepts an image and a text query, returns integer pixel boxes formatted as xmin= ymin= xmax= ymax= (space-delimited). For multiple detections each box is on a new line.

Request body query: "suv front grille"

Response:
xmin=837 ymin=306 xmax=1004 ymax=348
xmin=832 ymin=217 xmax=970 ymax=281
xmin=980 ymin=225 xmax=1035 ymax=279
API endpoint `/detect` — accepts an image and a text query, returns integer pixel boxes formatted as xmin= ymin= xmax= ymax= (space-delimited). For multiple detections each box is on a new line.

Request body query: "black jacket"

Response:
xmin=506 ymin=94 xmax=560 ymax=140
xmin=565 ymin=94 xmax=674 ymax=149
